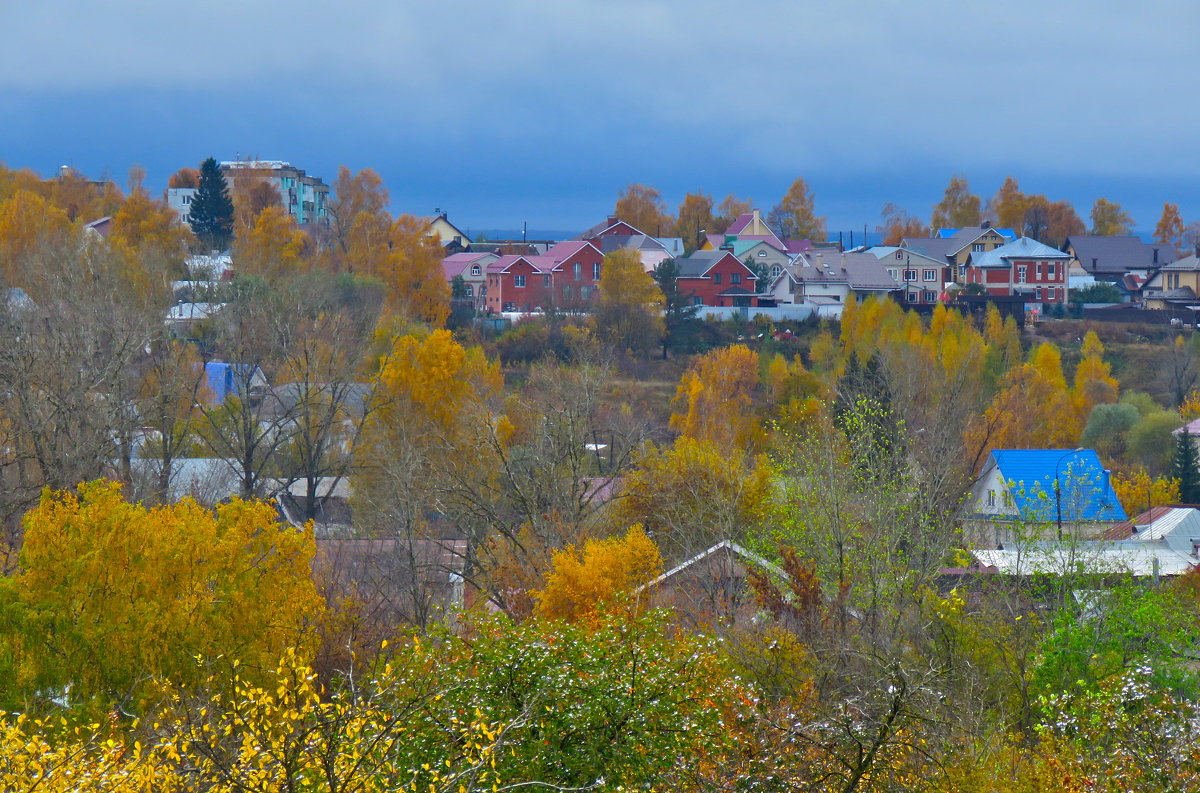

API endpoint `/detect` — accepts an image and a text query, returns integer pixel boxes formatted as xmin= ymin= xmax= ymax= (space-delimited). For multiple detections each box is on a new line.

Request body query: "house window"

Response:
xmin=1017 ymin=266 xmax=1026 ymax=283
xmin=972 ymin=243 xmax=984 ymax=252
xmin=580 ymin=285 xmax=591 ymax=300
xmin=470 ymin=265 xmax=481 ymax=276
xmin=906 ymin=292 xmax=918 ymax=302
xmin=593 ymin=262 xmax=601 ymax=280
xmin=1035 ymin=287 xmax=1043 ymax=300
xmin=902 ymin=269 xmax=916 ymax=281
xmin=181 ymin=194 xmax=191 ymax=205
xmin=757 ymin=250 xmax=767 ymax=257
xmin=895 ymin=251 xmax=904 ymax=260
xmin=923 ymin=290 xmax=937 ymax=302
xmin=1047 ymin=263 xmax=1056 ymax=278
xmin=181 ymin=214 xmax=190 ymax=223
xmin=693 ymin=296 xmax=703 ymax=305
xmin=563 ymin=285 xmax=573 ymax=300
xmin=573 ymin=262 xmax=582 ymax=281
xmin=770 ymin=264 xmax=783 ymax=278
xmin=887 ymin=268 xmax=898 ymax=279
xmin=514 ymin=275 xmax=526 ymax=287
xmin=713 ymin=273 xmax=723 ymax=285
xmin=987 ymin=489 xmax=995 ymax=507
xmin=923 ymin=269 xmax=937 ymax=282
xmin=731 ymin=272 xmax=742 ymax=285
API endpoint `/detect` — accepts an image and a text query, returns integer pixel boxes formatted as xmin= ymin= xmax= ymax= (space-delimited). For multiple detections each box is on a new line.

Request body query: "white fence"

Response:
xmin=696 ymin=305 xmax=819 ymax=322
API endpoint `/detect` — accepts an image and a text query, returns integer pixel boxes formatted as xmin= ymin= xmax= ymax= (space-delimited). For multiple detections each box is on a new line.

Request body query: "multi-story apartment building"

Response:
xmin=167 ymin=160 xmax=329 ymax=227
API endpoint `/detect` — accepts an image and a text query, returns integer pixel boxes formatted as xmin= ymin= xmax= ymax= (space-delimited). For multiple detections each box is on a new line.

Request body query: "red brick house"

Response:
xmin=676 ymin=250 xmax=763 ymax=307
xmin=484 ymin=241 xmax=608 ymax=313
xmin=966 ymin=236 xmax=1069 ymax=305
xmin=485 ymin=255 xmax=554 ymax=313
xmin=543 ymin=240 xmax=605 ymax=309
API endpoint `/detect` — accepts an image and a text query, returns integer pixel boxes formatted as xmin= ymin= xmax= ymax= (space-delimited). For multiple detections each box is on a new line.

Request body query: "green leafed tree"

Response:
xmin=188 ymin=157 xmax=235 ymax=251
xmin=652 ymin=257 xmax=700 ymax=358
xmin=1173 ymin=428 xmax=1200 ymax=503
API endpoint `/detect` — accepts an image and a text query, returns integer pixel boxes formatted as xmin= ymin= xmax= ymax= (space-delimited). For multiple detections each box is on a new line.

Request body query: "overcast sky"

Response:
xmin=1 ymin=0 xmax=1195 ymax=236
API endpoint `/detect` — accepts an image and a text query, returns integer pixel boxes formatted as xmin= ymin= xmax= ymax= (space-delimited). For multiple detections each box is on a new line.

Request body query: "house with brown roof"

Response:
xmin=903 ymin=224 xmax=1013 ymax=282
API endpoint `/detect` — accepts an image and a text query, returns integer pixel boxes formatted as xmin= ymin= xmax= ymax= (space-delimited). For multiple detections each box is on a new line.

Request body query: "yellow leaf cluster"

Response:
xmin=533 ymin=524 xmax=663 ymax=623
xmin=616 ymin=437 xmax=773 ymax=561
xmin=1072 ymin=331 xmax=1119 ymax=422
xmin=670 ymin=344 xmax=764 ymax=451
xmin=10 ymin=480 xmax=322 ymax=701
xmin=233 ymin=204 xmax=309 ymax=278
xmin=1111 ymin=467 xmax=1180 ymax=516
xmin=0 ymin=190 xmax=73 ymax=288
xmin=368 ymin=329 xmax=502 ymax=442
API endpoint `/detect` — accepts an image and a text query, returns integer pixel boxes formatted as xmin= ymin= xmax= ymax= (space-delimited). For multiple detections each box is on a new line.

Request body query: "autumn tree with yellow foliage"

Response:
xmin=0 ymin=189 xmax=73 ymax=290
xmin=613 ymin=183 xmax=674 ymax=235
xmin=1072 ymin=330 xmax=1120 ymax=422
xmin=0 ymin=480 xmax=321 ymax=710
xmin=617 ymin=437 xmax=773 ymax=563
xmin=670 ymin=344 xmax=764 ymax=451
xmin=233 ymin=204 xmax=310 ymax=279
xmin=533 ymin=524 xmax=662 ymax=622
xmin=594 ymin=247 xmax=664 ymax=356
xmin=967 ymin=342 xmax=1080 ymax=461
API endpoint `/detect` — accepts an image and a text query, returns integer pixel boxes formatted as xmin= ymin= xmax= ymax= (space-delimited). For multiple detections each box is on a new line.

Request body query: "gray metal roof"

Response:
xmin=1159 ymin=253 xmax=1200 ymax=271
xmin=971 ymin=236 xmax=1071 ymax=268
xmin=901 ymin=236 xmax=957 ymax=262
xmin=1065 ymin=235 xmax=1175 ymax=274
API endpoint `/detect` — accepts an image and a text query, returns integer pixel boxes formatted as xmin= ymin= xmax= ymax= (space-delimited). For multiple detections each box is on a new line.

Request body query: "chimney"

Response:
xmin=981 ymin=220 xmax=992 ymax=229
xmin=1153 ymin=247 xmax=1159 ymax=264
xmin=752 ymin=208 xmax=761 ymax=225
xmin=607 ymin=215 xmax=618 ymax=225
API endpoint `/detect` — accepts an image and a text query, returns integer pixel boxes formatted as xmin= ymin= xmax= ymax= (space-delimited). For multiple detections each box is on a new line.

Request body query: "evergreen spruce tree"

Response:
xmin=188 ymin=157 xmax=234 ymax=252
xmin=652 ymin=258 xmax=699 ymax=359
xmin=1173 ymin=429 xmax=1200 ymax=504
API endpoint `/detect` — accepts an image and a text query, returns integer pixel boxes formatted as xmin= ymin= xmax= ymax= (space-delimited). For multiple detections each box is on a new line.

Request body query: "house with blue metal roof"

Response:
xmin=204 ymin=361 xmax=268 ymax=405
xmin=962 ymin=449 xmax=1127 ymax=547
